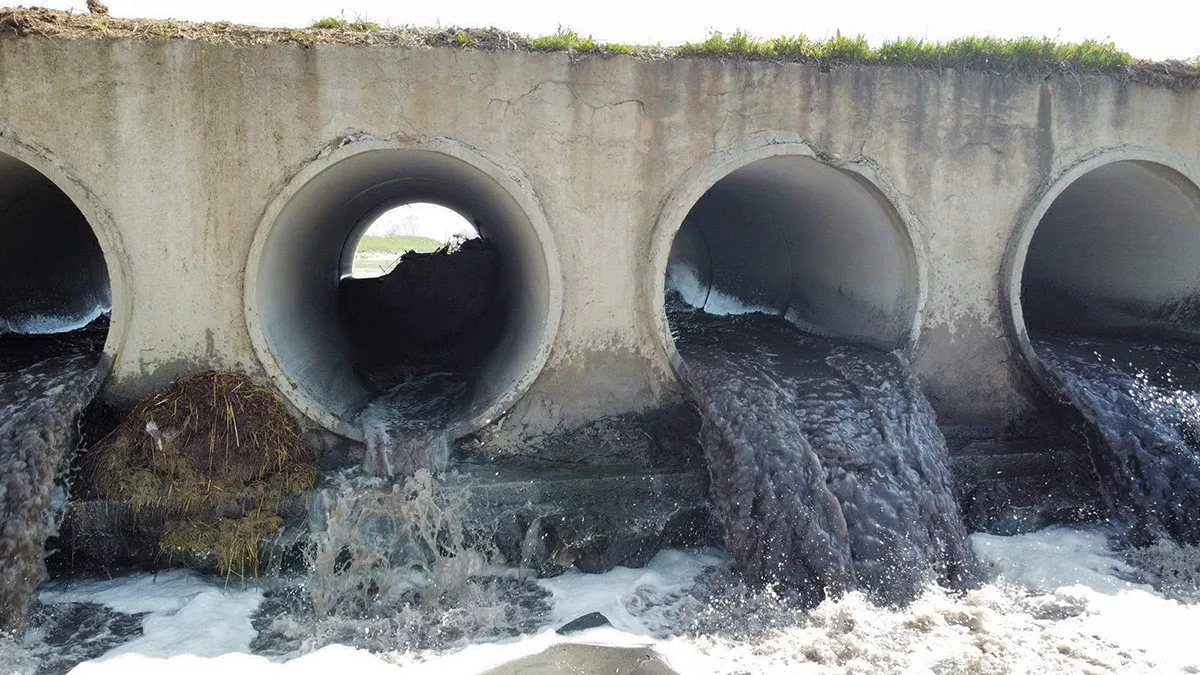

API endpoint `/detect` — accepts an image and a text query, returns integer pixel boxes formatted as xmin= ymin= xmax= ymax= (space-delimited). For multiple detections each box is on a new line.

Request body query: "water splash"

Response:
xmin=11 ymin=527 xmax=1199 ymax=673
xmin=252 ymin=470 xmax=550 ymax=658
xmin=360 ymin=374 xmax=469 ymax=478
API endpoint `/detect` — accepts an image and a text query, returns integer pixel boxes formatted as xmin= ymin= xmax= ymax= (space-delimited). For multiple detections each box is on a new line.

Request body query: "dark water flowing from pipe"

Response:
xmin=1032 ymin=331 xmax=1200 ymax=545
xmin=0 ymin=321 xmax=106 ymax=633
xmin=668 ymin=299 xmax=979 ymax=605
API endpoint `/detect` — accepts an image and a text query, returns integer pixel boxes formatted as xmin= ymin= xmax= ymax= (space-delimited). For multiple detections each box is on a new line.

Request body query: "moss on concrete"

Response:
xmin=0 ymin=8 xmax=1195 ymax=87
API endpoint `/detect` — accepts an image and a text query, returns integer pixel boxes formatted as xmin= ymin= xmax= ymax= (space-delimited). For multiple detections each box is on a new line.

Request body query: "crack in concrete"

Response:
xmin=712 ymin=110 xmax=749 ymax=152
xmin=488 ymin=80 xmax=647 ymax=122
xmin=566 ymin=84 xmax=646 ymax=115
xmin=488 ymin=80 xmax=568 ymax=113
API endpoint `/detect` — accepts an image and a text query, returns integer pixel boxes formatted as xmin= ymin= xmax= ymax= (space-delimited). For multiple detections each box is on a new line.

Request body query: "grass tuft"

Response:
xmin=603 ymin=43 xmax=636 ymax=55
xmin=310 ymin=17 xmax=347 ymax=30
xmin=311 ymin=16 xmax=380 ymax=32
xmin=528 ymin=26 xmax=599 ymax=53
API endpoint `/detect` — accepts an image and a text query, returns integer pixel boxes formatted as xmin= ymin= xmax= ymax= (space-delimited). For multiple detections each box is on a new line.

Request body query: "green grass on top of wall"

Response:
xmin=310 ymin=16 xmax=382 ymax=32
xmin=673 ymin=31 xmax=1135 ymax=71
xmin=514 ymin=26 xmax=1144 ymax=75
xmin=2 ymin=8 xmax=1193 ymax=85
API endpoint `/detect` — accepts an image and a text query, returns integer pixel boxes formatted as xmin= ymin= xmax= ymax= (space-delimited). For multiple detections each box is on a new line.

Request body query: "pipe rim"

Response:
xmin=1002 ymin=147 xmax=1200 ymax=392
xmin=645 ymin=133 xmax=928 ymax=377
xmin=244 ymin=135 xmax=563 ymax=439
xmin=0 ymin=134 xmax=130 ymax=378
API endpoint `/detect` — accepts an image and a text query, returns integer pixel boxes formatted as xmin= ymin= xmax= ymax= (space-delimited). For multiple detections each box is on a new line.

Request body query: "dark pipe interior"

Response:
xmin=0 ymin=152 xmax=110 ymax=373
xmin=252 ymin=149 xmax=552 ymax=434
xmin=339 ymin=235 xmax=507 ymax=395
xmin=1021 ymin=161 xmax=1200 ymax=340
xmin=665 ymin=155 xmax=918 ymax=350
xmin=0 ymin=153 xmax=110 ymax=339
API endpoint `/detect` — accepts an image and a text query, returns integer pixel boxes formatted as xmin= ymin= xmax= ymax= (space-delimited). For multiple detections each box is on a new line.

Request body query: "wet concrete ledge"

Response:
xmin=53 ymin=462 xmax=718 ymax=579
xmin=945 ymin=424 xmax=1103 ymax=535
xmin=52 ymin=429 xmax=1104 ymax=580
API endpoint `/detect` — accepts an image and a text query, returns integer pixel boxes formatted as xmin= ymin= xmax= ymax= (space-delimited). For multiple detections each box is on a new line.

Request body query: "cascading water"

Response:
xmin=1032 ymin=331 xmax=1200 ymax=545
xmin=0 ymin=319 xmax=107 ymax=634
xmin=341 ymin=239 xmax=504 ymax=477
xmin=359 ymin=373 xmax=470 ymax=477
xmin=667 ymin=295 xmax=980 ymax=605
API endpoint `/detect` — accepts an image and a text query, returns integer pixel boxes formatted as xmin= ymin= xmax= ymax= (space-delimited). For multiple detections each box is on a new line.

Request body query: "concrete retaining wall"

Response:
xmin=1 ymin=36 xmax=1197 ymax=441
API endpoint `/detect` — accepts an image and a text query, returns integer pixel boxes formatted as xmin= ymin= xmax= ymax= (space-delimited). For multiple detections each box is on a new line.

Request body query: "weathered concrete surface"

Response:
xmin=0 ymin=36 xmax=1197 ymax=443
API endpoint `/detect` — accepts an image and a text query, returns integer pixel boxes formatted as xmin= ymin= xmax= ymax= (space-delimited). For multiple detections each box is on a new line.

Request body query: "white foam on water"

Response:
xmin=973 ymin=527 xmax=1200 ymax=673
xmin=972 ymin=526 xmax=1145 ymax=594
xmin=655 ymin=527 xmax=1200 ymax=674
xmin=666 ymin=263 xmax=775 ymax=317
xmin=13 ymin=527 xmax=1200 ymax=674
xmin=664 ymin=262 xmax=709 ymax=309
xmin=700 ymin=287 xmax=776 ymax=317
xmin=38 ymin=570 xmax=262 ymax=661
xmin=1 ymin=305 xmax=109 ymax=336
xmin=537 ymin=548 xmax=724 ymax=635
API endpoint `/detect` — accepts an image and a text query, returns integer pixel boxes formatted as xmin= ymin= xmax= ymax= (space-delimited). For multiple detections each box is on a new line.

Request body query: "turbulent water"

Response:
xmin=13 ymin=299 xmax=1200 ymax=671
xmin=360 ymin=373 xmax=470 ymax=477
xmin=669 ymin=301 xmax=979 ymax=605
xmin=3 ymin=389 xmax=1198 ymax=672
xmin=0 ymin=322 xmax=107 ymax=634
xmin=1033 ymin=331 xmax=1200 ymax=545
xmin=4 ymin=528 xmax=1200 ymax=674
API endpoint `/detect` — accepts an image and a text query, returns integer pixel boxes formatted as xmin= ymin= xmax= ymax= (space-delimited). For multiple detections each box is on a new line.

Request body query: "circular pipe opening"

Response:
xmin=653 ymin=148 xmax=920 ymax=359
xmin=246 ymin=140 xmax=561 ymax=440
xmin=0 ymin=150 xmax=112 ymax=366
xmin=1008 ymin=157 xmax=1200 ymax=381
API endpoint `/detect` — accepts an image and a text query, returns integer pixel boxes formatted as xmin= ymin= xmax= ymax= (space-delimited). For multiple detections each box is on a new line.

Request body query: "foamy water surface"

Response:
xmin=3 ymin=526 xmax=1199 ymax=674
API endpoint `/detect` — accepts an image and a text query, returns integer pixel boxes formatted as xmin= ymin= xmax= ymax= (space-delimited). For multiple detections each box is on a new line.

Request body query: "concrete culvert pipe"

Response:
xmin=663 ymin=153 xmax=920 ymax=350
xmin=1017 ymin=160 xmax=1200 ymax=341
xmin=0 ymin=151 xmax=111 ymax=338
xmin=1009 ymin=158 xmax=1200 ymax=547
xmin=246 ymin=141 xmax=560 ymax=440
